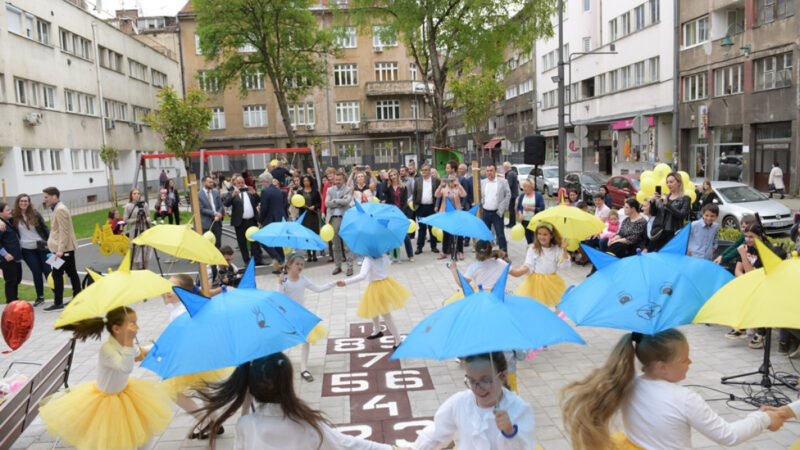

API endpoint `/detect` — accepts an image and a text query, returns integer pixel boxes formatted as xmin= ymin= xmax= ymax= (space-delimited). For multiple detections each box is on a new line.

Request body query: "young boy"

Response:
xmin=687 ymin=203 xmax=719 ymax=260
xmin=202 ymin=245 xmax=242 ymax=295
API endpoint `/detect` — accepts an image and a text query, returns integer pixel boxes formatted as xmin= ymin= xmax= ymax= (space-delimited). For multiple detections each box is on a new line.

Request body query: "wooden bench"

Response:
xmin=0 ymin=339 xmax=76 ymax=450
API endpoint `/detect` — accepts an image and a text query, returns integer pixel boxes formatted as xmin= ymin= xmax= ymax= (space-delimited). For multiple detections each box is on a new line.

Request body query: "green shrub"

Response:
xmin=718 ymin=227 xmax=741 ymax=242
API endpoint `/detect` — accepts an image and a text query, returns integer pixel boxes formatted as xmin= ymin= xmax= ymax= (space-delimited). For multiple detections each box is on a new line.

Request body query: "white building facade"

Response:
xmin=0 ymin=0 xmax=182 ymax=205
xmin=536 ymin=0 xmax=675 ymax=176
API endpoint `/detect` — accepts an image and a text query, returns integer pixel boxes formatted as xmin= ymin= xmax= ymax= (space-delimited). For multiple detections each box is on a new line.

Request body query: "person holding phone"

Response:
xmin=649 ymin=172 xmax=691 ymax=251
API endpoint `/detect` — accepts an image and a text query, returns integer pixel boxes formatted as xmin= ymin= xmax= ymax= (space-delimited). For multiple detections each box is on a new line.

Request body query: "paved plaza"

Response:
xmin=3 ymin=232 xmax=800 ymax=449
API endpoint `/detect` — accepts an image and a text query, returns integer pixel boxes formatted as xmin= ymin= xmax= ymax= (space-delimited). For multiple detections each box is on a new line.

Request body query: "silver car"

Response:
xmin=703 ymin=181 xmax=793 ymax=235
xmin=529 ymin=165 xmax=559 ymax=197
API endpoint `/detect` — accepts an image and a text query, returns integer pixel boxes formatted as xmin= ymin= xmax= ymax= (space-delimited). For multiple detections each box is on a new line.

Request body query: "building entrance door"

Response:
xmin=689 ymin=144 xmax=707 ymax=180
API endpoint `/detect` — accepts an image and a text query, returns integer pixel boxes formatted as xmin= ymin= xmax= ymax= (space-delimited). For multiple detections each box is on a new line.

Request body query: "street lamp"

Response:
xmin=720 ymin=23 xmax=751 ymax=57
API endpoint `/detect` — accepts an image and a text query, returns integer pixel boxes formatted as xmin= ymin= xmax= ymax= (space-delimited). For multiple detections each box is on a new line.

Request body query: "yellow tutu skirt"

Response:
xmin=610 ymin=431 xmax=644 ymax=449
xmin=514 ymin=272 xmax=566 ymax=307
xmin=356 ymin=277 xmax=410 ymax=318
xmin=162 ymin=367 xmax=234 ymax=400
xmin=306 ymin=322 xmax=329 ymax=345
xmin=39 ymin=377 xmax=173 ymax=450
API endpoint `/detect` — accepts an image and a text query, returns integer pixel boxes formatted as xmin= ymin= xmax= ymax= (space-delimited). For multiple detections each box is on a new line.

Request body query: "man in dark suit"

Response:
xmin=412 ymin=163 xmax=441 ymax=254
xmin=198 ymin=175 xmax=224 ymax=248
xmin=224 ymin=174 xmax=263 ymax=265
xmin=503 ymin=162 xmax=519 ymax=227
xmin=258 ymin=172 xmax=287 ymax=272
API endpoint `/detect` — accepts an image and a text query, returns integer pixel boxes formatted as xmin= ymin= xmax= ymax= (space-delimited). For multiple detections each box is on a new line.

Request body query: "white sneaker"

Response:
xmin=160 ymin=219 xmax=165 ymax=224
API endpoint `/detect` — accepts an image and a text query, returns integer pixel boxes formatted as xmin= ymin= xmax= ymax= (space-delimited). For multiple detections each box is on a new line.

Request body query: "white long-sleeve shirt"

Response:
xmin=414 ymin=388 xmax=536 ymax=450
xmin=464 ymin=259 xmax=508 ymax=291
xmin=521 ymin=245 xmax=570 ymax=275
xmin=277 ymin=275 xmax=335 ymax=306
xmin=235 ymin=403 xmax=391 ymax=450
xmin=97 ymin=336 xmax=139 ymax=394
xmin=623 ymin=376 xmax=777 ymax=449
xmin=343 ymin=254 xmax=389 ymax=285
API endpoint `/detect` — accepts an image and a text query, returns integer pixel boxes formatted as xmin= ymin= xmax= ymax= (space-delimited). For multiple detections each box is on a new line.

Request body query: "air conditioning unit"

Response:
xmin=305 ymin=124 xmax=314 ymax=131
xmin=23 ymin=112 xmax=42 ymax=126
xmin=104 ymin=118 xmax=116 ymax=130
xmin=350 ymin=122 xmax=360 ymax=130
xmin=291 ymin=124 xmax=297 ymax=131
xmin=132 ymin=123 xmax=143 ymax=133
xmin=373 ymin=46 xmax=383 ymax=53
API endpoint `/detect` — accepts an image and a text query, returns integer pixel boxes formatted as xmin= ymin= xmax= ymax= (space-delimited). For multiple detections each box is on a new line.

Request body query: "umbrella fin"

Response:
xmin=238 ymin=259 xmax=257 ymax=289
xmin=354 ymin=201 xmax=365 ymax=214
xmin=581 ymin=244 xmax=618 ymax=270
xmin=118 ymin=251 xmax=132 ymax=272
xmin=491 ymin=264 xmax=511 ymax=299
xmin=87 ymin=268 xmax=103 ymax=281
xmin=457 ymin=269 xmax=475 ymax=296
xmin=173 ymin=287 xmax=210 ymax=317
xmin=445 ymin=198 xmax=455 ymax=212
xmin=659 ymin=224 xmax=690 ymax=255
xmin=755 ymin=239 xmax=781 ymax=274
xmin=297 ymin=210 xmax=307 ymax=223
xmin=468 ymin=203 xmax=480 ymax=216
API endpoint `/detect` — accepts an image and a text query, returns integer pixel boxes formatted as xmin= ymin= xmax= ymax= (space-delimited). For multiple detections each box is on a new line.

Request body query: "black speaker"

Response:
xmin=524 ymin=135 xmax=545 ymax=165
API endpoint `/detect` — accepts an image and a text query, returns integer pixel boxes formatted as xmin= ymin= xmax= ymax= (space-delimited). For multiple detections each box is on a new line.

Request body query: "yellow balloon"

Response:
xmin=686 ymin=189 xmax=697 ymax=203
xmin=678 ymin=171 xmax=691 ymax=187
xmin=372 ymin=196 xmax=380 ymax=203
xmin=510 ymin=223 xmax=526 ymax=241
xmin=408 ymin=219 xmax=418 ymax=234
xmin=654 ymin=163 xmax=671 ymax=179
xmin=320 ymin=224 xmax=335 ymax=242
xmin=639 ymin=176 xmax=656 ymax=196
xmin=640 ymin=170 xmax=656 ymax=185
xmin=245 ymin=226 xmax=259 ymax=242
xmin=636 ymin=191 xmax=648 ymax=204
xmin=431 ymin=226 xmax=444 ymax=242
xmin=203 ymin=230 xmax=216 ymax=246
xmin=291 ymin=194 xmax=306 ymax=208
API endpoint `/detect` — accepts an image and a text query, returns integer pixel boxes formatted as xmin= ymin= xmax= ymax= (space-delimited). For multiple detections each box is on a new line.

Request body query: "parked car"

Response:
xmin=510 ymin=164 xmax=536 ymax=192
xmin=696 ymin=180 xmax=793 ymax=235
xmin=531 ymin=165 xmax=559 ymax=197
xmin=564 ymin=171 xmax=609 ymax=202
xmin=606 ymin=174 xmax=641 ymax=208
xmin=718 ymin=155 xmax=743 ymax=181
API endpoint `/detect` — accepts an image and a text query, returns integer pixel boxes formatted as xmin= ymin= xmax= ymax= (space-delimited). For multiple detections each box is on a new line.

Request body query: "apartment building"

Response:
xmin=0 ymin=0 xmax=182 ymax=204
xmin=110 ymin=9 xmax=181 ymax=62
xmin=177 ymin=0 xmax=433 ymax=173
xmin=536 ymin=0 xmax=675 ymax=176
xmin=678 ymin=0 xmax=797 ymax=193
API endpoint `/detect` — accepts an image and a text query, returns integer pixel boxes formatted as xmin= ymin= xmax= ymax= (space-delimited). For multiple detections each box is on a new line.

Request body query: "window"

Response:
xmin=132 ymin=106 xmax=151 ymax=123
xmin=682 ymin=16 xmax=708 ymax=48
xmin=518 ymin=79 xmax=533 ymax=95
xmin=242 ymin=70 xmax=265 ymax=90
xmin=583 ymin=0 xmax=590 ymax=11
xmin=374 ymin=141 xmax=398 ymax=164
xmin=505 ymin=85 xmax=518 ymax=100
xmin=610 ymin=18 xmax=618 ymax=41
xmin=619 ymin=66 xmax=631 ymax=89
xmin=238 ymin=43 xmax=257 ymax=53
xmin=59 ymin=29 xmax=92 ymax=60
xmin=37 ymin=19 xmax=51 ymax=45
xmin=754 ymin=52 xmax=792 ymax=90
xmin=14 ymin=78 xmax=28 ymax=105
xmin=649 ymin=0 xmax=660 ymax=23
xmin=634 ymin=5 xmax=646 ymax=30
xmin=64 ymin=90 xmax=74 ymax=112
xmin=98 ymin=46 xmax=123 ymax=72
xmin=376 ymin=99 xmax=400 ymax=119
xmin=583 ymin=37 xmax=591 ymax=52
xmin=103 ymin=99 xmax=127 ymax=120
xmin=50 ymin=149 xmax=62 ymax=172
xmin=42 ymin=84 xmax=56 ymax=109
xmin=71 ymin=149 xmax=82 ymax=171
xmin=374 ymin=62 xmax=399 ymax=81
xmin=210 ymin=107 xmax=225 ymax=129
xmin=621 ymin=12 xmax=630 ymax=35
xmin=39 ymin=149 xmax=49 ymax=172
xmin=609 ymin=70 xmax=618 ymax=91
xmin=334 ymin=64 xmax=358 ymax=86
xmin=372 ymin=26 xmax=398 ymax=48
xmin=89 ymin=150 xmax=100 ymax=170
xmin=411 ymin=99 xmax=419 ymax=119
xmin=336 ymin=27 xmax=357 ymax=49
xmin=21 ymin=149 xmax=35 ymax=173
xmin=6 ymin=5 xmax=22 ymax=34
xmin=648 ymin=57 xmax=660 ymax=82
xmin=198 ymin=71 xmax=220 ymax=92
xmin=595 ymin=74 xmax=606 ymax=95
xmin=194 ymin=33 xmax=202 ymax=55
xmin=410 ymin=63 xmax=418 ymax=80
xmin=137 ymin=17 xmax=166 ymax=29
xmin=682 ymin=72 xmax=707 ymax=101
xmin=129 ymin=59 xmax=148 ymax=81
xmin=714 ymin=64 xmax=743 ymax=96
xmin=336 ymin=101 xmax=360 ymax=123
xmin=288 ymin=103 xmax=315 ymax=126
xmin=243 ymin=105 xmax=267 ymax=128
xmin=82 ymin=93 xmax=95 ymax=115
xmin=338 ymin=143 xmax=362 ymax=166
xmin=151 ymin=69 xmax=167 ymax=87
xmin=632 ymin=61 xmax=645 ymax=86
xmin=756 ymin=0 xmax=794 ymax=25
xmin=7 ymin=6 xmax=50 ymax=45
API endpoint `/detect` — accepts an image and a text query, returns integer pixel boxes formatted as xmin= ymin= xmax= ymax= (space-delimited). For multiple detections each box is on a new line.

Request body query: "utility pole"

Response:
xmin=557 ymin=0 xmax=566 ymax=189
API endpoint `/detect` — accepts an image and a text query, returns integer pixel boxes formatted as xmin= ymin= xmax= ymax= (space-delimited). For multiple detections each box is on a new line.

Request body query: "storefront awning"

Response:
xmin=483 ymin=139 xmax=502 ymax=150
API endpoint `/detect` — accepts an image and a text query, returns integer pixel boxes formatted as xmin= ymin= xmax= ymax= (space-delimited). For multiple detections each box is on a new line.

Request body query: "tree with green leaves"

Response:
xmin=347 ymin=0 xmax=556 ymax=148
xmin=194 ymin=0 xmax=339 ymax=148
xmin=144 ymin=87 xmax=212 ymax=175
xmin=448 ymin=71 xmax=505 ymax=161
xmin=99 ymin=144 xmax=119 ymax=205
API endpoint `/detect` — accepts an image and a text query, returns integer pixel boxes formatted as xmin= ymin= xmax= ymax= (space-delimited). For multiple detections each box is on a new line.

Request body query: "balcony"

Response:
xmin=365 ymin=80 xmax=433 ymax=97
xmin=365 ymin=118 xmax=433 ymax=133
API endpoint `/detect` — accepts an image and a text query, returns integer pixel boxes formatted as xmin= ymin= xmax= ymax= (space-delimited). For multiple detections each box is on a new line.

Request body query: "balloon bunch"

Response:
xmin=635 ymin=163 xmax=696 ymax=205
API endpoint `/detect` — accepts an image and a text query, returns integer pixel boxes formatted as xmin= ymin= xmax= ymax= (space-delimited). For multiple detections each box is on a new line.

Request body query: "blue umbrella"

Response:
xmin=339 ymin=201 xmax=409 ymax=257
xmin=419 ymin=200 xmax=495 ymax=241
xmin=391 ymin=266 xmax=584 ymax=360
xmin=559 ymin=224 xmax=734 ymax=335
xmin=141 ymin=286 xmax=321 ymax=379
xmin=250 ymin=211 xmax=326 ymax=251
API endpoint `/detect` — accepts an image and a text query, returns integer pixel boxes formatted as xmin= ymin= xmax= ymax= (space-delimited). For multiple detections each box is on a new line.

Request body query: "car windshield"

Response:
xmin=544 ymin=168 xmax=559 ymax=178
xmin=629 ymin=178 xmax=640 ymax=189
xmin=582 ymin=172 xmax=607 ymax=184
xmin=717 ymin=186 xmax=768 ymax=203
xmin=516 ymin=166 xmax=532 ymax=176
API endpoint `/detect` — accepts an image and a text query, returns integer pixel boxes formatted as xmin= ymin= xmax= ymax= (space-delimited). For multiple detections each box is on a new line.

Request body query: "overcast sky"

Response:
xmin=92 ymin=0 xmax=188 ymax=18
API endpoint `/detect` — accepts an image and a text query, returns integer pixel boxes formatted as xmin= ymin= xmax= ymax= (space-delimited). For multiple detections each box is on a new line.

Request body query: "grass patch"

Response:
xmin=67 ymin=207 xmax=194 ymax=239
xmin=0 ymin=279 xmax=72 ymax=301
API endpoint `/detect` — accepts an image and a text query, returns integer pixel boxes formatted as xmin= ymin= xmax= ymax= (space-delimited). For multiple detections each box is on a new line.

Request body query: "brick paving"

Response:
xmin=3 ymin=232 xmax=800 ymax=449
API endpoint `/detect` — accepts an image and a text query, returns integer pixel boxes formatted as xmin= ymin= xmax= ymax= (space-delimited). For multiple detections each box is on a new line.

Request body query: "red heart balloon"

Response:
xmin=2 ymin=301 xmax=35 ymax=351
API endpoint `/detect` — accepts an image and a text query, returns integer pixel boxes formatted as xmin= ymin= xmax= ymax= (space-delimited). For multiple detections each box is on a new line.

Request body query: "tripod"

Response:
xmin=131 ymin=205 xmax=163 ymax=276
xmin=721 ymin=328 xmax=795 ymax=405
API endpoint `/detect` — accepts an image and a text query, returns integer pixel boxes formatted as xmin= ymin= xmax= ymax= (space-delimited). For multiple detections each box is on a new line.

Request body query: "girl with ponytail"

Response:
xmin=195 ymin=352 xmax=399 ymax=449
xmin=561 ymin=329 xmax=794 ymax=449
xmin=39 ymin=306 xmax=173 ymax=449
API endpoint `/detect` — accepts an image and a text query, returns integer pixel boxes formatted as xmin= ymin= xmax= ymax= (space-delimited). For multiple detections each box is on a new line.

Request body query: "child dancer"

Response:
xmin=39 ymin=306 xmax=173 ymax=449
xmin=277 ymin=253 xmax=336 ymax=382
xmin=414 ymin=352 xmax=537 ymax=448
xmin=337 ymin=253 xmax=410 ymax=348
xmin=561 ymin=329 xmax=793 ymax=449
xmin=445 ymin=240 xmax=508 ymax=304
xmin=510 ymin=222 xmax=570 ymax=309
xmin=195 ymin=352 xmax=400 ymax=449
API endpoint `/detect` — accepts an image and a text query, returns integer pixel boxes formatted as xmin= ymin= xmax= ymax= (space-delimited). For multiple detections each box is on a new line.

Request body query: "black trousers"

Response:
xmin=52 ymin=251 xmax=82 ymax=306
xmin=415 ymin=204 xmax=438 ymax=251
xmin=1 ymin=260 xmax=22 ymax=302
xmin=507 ymin=196 xmax=518 ymax=226
xmin=235 ymin=217 xmax=263 ymax=264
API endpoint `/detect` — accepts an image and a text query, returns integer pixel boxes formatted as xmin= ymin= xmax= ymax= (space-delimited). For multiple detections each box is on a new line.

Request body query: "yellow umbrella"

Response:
xmin=526 ymin=204 xmax=605 ymax=242
xmin=693 ymin=240 xmax=800 ymax=329
xmin=54 ymin=251 xmax=175 ymax=328
xmin=132 ymin=224 xmax=228 ymax=266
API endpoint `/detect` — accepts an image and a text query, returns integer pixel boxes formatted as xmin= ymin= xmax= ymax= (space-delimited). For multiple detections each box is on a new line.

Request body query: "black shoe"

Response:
xmin=44 ymin=303 xmax=64 ymax=311
xmin=33 ymin=297 xmax=45 ymax=307
xmin=271 ymin=270 xmax=282 ymax=275
xmin=414 ymin=249 xmax=423 ymax=255
xmin=392 ymin=344 xmax=399 ymax=350
xmin=366 ymin=331 xmax=384 ymax=340
xmin=431 ymin=248 xmax=439 ymax=253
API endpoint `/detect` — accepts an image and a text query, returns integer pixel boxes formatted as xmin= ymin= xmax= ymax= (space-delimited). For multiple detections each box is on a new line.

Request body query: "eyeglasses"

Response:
xmin=464 ymin=373 xmax=499 ymax=391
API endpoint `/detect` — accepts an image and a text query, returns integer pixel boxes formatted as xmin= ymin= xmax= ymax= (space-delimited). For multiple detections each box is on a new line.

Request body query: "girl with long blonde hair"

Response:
xmin=509 ymin=222 xmax=570 ymax=309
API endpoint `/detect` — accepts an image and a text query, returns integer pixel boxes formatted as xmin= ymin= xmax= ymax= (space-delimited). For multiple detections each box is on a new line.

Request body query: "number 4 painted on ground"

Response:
xmin=363 ymin=394 xmax=399 ymax=416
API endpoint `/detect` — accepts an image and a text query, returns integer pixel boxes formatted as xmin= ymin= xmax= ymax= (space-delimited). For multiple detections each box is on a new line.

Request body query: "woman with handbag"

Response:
xmin=11 ymin=194 xmax=50 ymax=306
xmin=649 ymin=172 xmax=691 ymax=251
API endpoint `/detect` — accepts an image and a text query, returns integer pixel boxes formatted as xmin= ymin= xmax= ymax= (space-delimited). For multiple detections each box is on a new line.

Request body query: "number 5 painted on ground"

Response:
xmin=331 ymin=372 xmax=369 ymax=393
